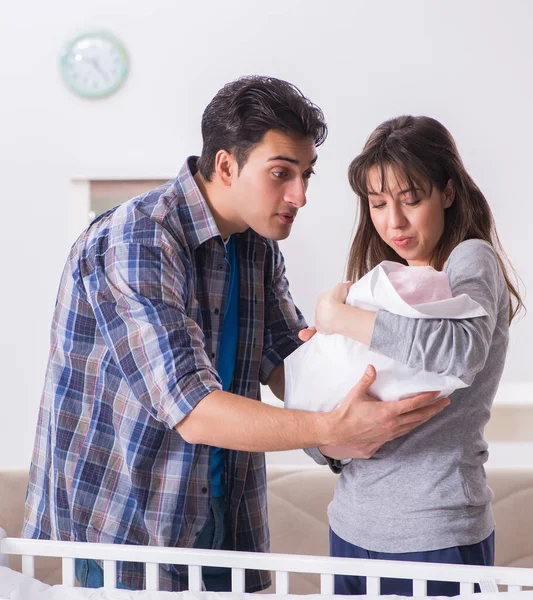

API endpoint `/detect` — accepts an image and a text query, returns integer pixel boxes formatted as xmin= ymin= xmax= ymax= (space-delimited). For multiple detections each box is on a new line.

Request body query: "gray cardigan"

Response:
xmin=309 ymin=239 xmax=510 ymax=552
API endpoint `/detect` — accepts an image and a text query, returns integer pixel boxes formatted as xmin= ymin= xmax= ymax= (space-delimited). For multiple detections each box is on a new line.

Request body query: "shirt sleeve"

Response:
xmin=82 ymin=241 xmax=222 ymax=429
xmin=260 ymin=243 xmax=307 ymax=384
xmin=370 ymin=239 xmax=508 ymax=384
xmin=303 ymin=448 xmax=346 ymax=473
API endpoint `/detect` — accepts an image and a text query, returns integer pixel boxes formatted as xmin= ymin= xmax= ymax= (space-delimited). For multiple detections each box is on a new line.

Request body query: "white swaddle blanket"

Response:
xmin=284 ymin=261 xmax=488 ymax=410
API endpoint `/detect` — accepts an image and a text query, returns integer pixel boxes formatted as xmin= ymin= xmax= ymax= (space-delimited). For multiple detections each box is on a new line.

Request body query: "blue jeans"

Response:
xmin=192 ymin=495 xmax=233 ymax=591
xmin=75 ymin=557 xmax=131 ymax=589
xmin=330 ymin=528 xmax=495 ymax=596
xmin=75 ymin=497 xmax=232 ymax=590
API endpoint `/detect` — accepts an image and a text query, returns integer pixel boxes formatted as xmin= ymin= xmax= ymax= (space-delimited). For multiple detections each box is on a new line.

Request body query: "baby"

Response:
xmin=285 ymin=261 xmax=486 ymax=411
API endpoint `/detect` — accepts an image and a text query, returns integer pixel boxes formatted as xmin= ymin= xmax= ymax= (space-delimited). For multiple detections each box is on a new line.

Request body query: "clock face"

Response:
xmin=60 ymin=32 xmax=129 ymax=99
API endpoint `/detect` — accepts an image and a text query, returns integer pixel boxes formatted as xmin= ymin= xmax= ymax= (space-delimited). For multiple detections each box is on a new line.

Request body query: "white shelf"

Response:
xmin=486 ymin=442 xmax=533 ymax=467
xmin=492 ymin=383 xmax=533 ymax=407
xmin=71 ymin=170 xmax=174 ymax=181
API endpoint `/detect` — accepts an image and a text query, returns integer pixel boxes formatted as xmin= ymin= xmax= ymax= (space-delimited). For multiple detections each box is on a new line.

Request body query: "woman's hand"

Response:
xmin=319 ymin=440 xmax=382 ymax=460
xmin=314 ymin=282 xmax=352 ymax=335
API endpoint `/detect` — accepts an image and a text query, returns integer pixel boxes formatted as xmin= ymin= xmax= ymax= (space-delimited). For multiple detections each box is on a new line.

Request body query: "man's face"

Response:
xmin=228 ymin=130 xmax=318 ymax=240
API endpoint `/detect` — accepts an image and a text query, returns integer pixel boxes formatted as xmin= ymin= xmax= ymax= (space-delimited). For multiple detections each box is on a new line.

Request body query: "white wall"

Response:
xmin=1 ymin=0 xmax=532 ymax=469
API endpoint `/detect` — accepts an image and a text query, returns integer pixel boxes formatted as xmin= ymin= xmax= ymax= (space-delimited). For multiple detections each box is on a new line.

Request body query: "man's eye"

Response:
xmin=272 ymin=170 xmax=288 ymax=179
xmin=303 ymin=169 xmax=315 ymax=180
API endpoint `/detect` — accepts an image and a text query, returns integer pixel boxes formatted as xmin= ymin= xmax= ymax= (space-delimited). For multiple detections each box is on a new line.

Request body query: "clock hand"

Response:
xmin=87 ymin=57 xmax=110 ymax=82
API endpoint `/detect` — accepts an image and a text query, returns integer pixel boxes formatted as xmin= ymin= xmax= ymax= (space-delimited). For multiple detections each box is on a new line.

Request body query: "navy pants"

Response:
xmin=330 ymin=528 xmax=495 ymax=596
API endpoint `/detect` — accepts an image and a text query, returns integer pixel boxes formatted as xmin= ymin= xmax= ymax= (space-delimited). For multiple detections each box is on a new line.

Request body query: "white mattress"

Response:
xmin=2 ymin=566 xmax=533 ymax=600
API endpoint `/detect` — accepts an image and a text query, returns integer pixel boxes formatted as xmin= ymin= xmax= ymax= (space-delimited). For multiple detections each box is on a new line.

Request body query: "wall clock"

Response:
xmin=60 ymin=31 xmax=129 ymax=99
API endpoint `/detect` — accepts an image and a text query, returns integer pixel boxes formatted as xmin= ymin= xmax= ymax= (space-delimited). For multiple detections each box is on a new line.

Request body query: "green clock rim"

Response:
xmin=59 ymin=30 xmax=129 ymax=99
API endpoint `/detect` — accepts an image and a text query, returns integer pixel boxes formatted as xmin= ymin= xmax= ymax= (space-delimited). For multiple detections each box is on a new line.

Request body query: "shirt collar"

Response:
xmin=174 ymin=156 xmax=223 ymax=251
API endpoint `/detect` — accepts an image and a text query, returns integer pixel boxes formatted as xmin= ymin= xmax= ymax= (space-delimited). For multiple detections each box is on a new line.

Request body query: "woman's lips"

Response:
xmin=391 ymin=236 xmax=414 ymax=248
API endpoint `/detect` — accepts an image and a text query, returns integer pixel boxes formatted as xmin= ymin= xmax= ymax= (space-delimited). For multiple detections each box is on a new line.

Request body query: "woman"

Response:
xmin=308 ymin=115 xmax=524 ymax=596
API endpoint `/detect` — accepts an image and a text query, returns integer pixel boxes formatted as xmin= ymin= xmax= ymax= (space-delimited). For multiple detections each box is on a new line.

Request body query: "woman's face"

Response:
xmin=367 ymin=165 xmax=454 ymax=266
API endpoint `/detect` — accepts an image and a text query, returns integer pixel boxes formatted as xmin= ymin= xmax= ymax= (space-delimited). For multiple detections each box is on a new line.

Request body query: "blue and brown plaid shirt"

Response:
xmin=23 ymin=157 xmax=306 ymax=591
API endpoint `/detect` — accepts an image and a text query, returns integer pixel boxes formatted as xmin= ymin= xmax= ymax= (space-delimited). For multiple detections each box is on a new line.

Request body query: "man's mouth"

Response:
xmin=277 ymin=213 xmax=295 ymax=224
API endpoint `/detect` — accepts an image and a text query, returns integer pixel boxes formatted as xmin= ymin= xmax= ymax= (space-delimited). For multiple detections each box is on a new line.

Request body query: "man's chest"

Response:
xmin=187 ymin=238 xmax=268 ymax=394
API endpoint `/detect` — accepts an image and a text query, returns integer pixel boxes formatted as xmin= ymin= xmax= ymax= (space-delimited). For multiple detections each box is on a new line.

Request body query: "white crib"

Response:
xmin=2 ymin=531 xmax=533 ymax=598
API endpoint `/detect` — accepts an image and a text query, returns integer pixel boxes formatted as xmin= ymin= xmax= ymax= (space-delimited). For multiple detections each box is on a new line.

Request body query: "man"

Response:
xmin=23 ymin=76 xmax=448 ymax=591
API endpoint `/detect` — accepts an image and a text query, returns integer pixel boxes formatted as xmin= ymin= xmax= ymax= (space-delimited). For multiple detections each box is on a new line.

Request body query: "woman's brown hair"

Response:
xmin=347 ymin=115 xmax=524 ymax=323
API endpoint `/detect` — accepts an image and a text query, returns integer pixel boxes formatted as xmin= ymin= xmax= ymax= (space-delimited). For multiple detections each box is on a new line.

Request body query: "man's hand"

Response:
xmin=323 ymin=364 xmax=450 ymax=447
xmin=298 ymin=326 xmax=317 ymax=342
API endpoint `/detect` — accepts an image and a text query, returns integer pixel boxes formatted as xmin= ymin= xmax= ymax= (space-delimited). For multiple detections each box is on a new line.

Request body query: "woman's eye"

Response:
xmin=370 ymin=204 xmax=386 ymax=210
xmin=405 ymin=199 xmax=421 ymax=207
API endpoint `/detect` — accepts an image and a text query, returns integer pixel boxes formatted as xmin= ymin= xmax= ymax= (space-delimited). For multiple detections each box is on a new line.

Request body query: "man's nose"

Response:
xmin=285 ymin=180 xmax=307 ymax=208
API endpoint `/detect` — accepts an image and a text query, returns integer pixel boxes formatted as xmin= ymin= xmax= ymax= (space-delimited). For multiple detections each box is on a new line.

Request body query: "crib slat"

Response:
xmin=21 ymin=555 xmax=35 ymax=578
xmin=188 ymin=565 xmax=202 ymax=591
xmin=460 ymin=581 xmax=475 ymax=594
xmin=320 ymin=573 xmax=334 ymax=595
xmin=479 ymin=578 xmax=499 ymax=593
xmin=509 ymin=585 xmax=523 ymax=592
xmin=367 ymin=576 xmax=380 ymax=595
xmin=232 ymin=567 xmax=245 ymax=592
xmin=276 ymin=571 xmax=289 ymax=594
xmin=413 ymin=579 xmax=427 ymax=596
xmin=103 ymin=560 xmax=116 ymax=589
xmin=61 ymin=557 xmax=75 ymax=586
xmin=146 ymin=563 xmax=160 ymax=591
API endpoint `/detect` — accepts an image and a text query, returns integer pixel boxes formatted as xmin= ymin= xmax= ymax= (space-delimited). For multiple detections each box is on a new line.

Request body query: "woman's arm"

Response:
xmin=315 ymin=240 xmax=506 ymax=382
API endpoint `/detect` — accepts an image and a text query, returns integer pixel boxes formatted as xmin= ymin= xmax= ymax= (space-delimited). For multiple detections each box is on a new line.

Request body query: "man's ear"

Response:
xmin=214 ymin=150 xmax=237 ymax=187
xmin=443 ymin=179 xmax=455 ymax=209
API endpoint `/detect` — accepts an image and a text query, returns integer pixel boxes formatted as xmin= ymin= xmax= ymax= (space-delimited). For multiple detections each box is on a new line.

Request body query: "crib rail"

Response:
xmin=2 ymin=535 xmax=533 ymax=594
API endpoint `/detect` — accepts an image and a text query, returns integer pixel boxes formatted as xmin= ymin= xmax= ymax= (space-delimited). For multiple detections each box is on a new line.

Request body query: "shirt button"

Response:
xmin=214 ymin=308 xmax=220 ymax=315
xmin=211 ymin=352 xmax=215 ymax=358
xmin=201 ymin=487 xmax=208 ymax=494
xmin=203 ymin=444 xmax=209 ymax=449
xmin=217 ymin=263 xmax=224 ymax=270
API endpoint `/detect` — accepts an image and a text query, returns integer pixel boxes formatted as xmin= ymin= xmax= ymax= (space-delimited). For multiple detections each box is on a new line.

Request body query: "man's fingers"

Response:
xmin=298 ymin=326 xmax=317 ymax=342
xmin=350 ymin=364 xmax=376 ymax=395
xmin=340 ymin=365 xmax=376 ymax=408
xmin=395 ymin=391 xmax=443 ymax=414
xmin=396 ymin=397 xmax=450 ymax=427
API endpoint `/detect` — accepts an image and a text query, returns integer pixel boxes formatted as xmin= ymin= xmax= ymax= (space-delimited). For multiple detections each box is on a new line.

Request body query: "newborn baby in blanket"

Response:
xmin=284 ymin=261 xmax=487 ymax=411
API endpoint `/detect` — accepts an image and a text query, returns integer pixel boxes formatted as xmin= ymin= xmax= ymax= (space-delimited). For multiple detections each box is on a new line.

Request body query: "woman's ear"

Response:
xmin=443 ymin=179 xmax=455 ymax=209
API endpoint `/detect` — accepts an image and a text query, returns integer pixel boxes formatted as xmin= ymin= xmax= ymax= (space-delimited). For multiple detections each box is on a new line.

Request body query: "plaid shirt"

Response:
xmin=23 ymin=157 xmax=306 ymax=591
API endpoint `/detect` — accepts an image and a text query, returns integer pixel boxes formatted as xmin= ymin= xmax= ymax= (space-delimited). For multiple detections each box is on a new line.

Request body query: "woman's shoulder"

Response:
xmin=445 ymin=238 xmax=503 ymax=283
xmin=445 ymin=238 xmax=497 ymax=267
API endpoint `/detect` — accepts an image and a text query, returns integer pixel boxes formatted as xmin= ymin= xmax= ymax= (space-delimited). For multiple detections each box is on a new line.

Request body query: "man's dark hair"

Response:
xmin=196 ymin=75 xmax=327 ymax=181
